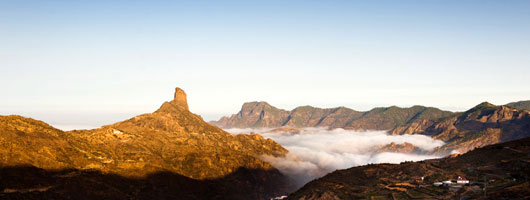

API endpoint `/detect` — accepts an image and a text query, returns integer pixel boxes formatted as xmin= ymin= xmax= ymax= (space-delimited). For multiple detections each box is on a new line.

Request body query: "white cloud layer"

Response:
xmin=225 ymin=127 xmax=444 ymax=186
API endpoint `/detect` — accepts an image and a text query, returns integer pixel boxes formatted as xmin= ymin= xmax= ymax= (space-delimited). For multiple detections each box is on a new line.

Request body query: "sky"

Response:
xmin=1 ymin=0 xmax=529 ymax=129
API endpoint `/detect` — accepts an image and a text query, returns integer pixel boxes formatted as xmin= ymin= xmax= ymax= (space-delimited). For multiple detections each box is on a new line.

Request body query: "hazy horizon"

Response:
xmin=1 ymin=0 xmax=529 ymax=129
xmin=2 ymin=99 xmax=525 ymax=131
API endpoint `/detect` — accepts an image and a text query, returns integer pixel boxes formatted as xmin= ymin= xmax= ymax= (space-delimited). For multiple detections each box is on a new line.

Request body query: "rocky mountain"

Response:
xmin=211 ymin=102 xmax=453 ymax=130
xmin=506 ymin=100 xmax=530 ymax=111
xmin=391 ymin=102 xmax=530 ymax=154
xmin=288 ymin=136 xmax=530 ymax=200
xmin=0 ymin=87 xmax=293 ymax=199
xmin=214 ymin=102 xmax=291 ymax=128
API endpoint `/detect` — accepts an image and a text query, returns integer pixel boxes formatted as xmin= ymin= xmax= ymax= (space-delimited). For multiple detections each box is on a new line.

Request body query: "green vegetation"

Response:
xmin=212 ymin=102 xmax=453 ymax=130
xmin=506 ymin=100 xmax=530 ymax=111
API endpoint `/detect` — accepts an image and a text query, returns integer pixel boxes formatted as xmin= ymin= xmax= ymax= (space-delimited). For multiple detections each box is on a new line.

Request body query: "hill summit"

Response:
xmin=0 ymin=87 xmax=292 ymax=199
xmin=171 ymin=87 xmax=189 ymax=111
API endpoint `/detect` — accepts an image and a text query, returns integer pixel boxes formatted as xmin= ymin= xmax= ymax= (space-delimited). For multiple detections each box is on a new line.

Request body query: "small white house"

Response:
xmin=457 ymin=176 xmax=469 ymax=184
xmin=433 ymin=182 xmax=443 ymax=186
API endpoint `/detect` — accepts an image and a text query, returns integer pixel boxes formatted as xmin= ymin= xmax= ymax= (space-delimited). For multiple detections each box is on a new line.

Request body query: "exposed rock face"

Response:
xmin=391 ymin=102 xmax=530 ymax=154
xmin=0 ymin=87 xmax=293 ymax=199
xmin=171 ymin=87 xmax=189 ymax=111
xmin=214 ymin=102 xmax=290 ymax=128
xmin=211 ymin=103 xmax=452 ymax=130
xmin=377 ymin=142 xmax=422 ymax=154
xmin=288 ymin=137 xmax=530 ymax=200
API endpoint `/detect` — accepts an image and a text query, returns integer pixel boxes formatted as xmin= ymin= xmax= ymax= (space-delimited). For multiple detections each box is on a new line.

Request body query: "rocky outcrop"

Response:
xmin=377 ymin=142 xmax=422 ymax=154
xmin=213 ymin=102 xmax=290 ymax=128
xmin=211 ymin=103 xmax=453 ymax=130
xmin=171 ymin=87 xmax=189 ymax=111
xmin=0 ymin=87 xmax=293 ymax=199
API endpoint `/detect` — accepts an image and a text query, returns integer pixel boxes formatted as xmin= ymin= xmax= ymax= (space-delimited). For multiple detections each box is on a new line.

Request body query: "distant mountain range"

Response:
xmin=212 ymin=100 xmax=530 ymax=155
xmin=210 ymin=102 xmax=453 ymax=130
xmin=288 ymin=136 xmax=530 ymax=199
xmin=0 ymin=88 xmax=292 ymax=199
xmin=506 ymin=100 xmax=530 ymax=111
xmin=391 ymin=102 xmax=530 ymax=154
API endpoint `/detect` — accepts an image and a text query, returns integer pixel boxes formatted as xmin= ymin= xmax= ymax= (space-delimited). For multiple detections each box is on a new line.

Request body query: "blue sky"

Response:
xmin=1 ymin=0 xmax=529 ymax=129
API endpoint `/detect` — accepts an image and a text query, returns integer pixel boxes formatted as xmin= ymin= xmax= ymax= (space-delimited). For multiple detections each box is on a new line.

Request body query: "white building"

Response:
xmin=433 ymin=182 xmax=443 ymax=186
xmin=442 ymin=180 xmax=453 ymax=185
xmin=457 ymin=176 xmax=469 ymax=184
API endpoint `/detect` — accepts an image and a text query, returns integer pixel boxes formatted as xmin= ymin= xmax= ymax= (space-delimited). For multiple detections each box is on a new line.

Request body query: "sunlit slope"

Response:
xmin=0 ymin=88 xmax=288 ymax=179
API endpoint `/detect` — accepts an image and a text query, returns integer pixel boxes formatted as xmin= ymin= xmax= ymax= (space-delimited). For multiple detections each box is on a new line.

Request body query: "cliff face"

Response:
xmin=391 ymin=102 xmax=530 ymax=153
xmin=288 ymin=137 xmax=530 ymax=200
xmin=211 ymin=103 xmax=452 ymax=130
xmin=0 ymin=87 xmax=292 ymax=199
xmin=214 ymin=102 xmax=291 ymax=128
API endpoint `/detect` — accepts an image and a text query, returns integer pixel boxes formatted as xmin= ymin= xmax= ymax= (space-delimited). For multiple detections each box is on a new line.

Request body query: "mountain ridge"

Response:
xmin=210 ymin=102 xmax=453 ymax=130
xmin=392 ymin=102 xmax=530 ymax=154
xmin=213 ymin=101 xmax=530 ymax=156
xmin=505 ymin=100 xmax=530 ymax=111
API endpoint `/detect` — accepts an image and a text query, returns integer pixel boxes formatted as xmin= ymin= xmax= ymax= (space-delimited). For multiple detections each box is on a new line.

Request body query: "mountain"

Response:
xmin=391 ymin=102 xmax=530 ymax=154
xmin=214 ymin=102 xmax=291 ymax=128
xmin=506 ymin=100 xmax=530 ymax=111
xmin=211 ymin=102 xmax=453 ymax=130
xmin=0 ymin=87 xmax=293 ymax=199
xmin=287 ymin=137 xmax=530 ymax=200
xmin=343 ymin=105 xmax=454 ymax=130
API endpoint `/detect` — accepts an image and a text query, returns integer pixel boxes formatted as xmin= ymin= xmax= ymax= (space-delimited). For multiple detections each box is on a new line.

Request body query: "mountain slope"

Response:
xmin=506 ymin=100 xmax=530 ymax=111
xmin=0 ymin=115 xmax=86 ymax=169
xmin=211 ymin=102 xmax=453 ymax=130
xmin=214 ymin=101 xmax=290 ymax=128
xmin=391 ymin=102 xmax=530 ymax=153
xmin=344 ymin=105 xmax=454 ymax=130
xmin=288 ymin=137 xmax=530 ymax=200
xmin=0 ymin=87 xmax=292 ymax=199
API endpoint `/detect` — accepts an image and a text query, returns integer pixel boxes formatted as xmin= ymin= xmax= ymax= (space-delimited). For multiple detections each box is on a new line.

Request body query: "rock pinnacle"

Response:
xmin=171 ymin=87 xmax=189 ymax=111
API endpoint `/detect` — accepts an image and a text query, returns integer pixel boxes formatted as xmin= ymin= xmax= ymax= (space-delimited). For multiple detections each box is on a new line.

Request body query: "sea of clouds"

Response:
xmin=225 ymin=127 xmax=445 ymax=186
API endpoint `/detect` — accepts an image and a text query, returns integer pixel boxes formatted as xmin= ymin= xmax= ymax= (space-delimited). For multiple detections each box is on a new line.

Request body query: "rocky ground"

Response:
xmin=287 ymin=137 xmax=530 ymax=199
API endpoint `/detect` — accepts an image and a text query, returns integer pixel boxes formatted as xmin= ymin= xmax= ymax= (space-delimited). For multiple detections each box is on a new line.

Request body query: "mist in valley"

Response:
xmin=225 ymin=128 xmax=445 ymax=187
